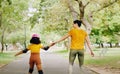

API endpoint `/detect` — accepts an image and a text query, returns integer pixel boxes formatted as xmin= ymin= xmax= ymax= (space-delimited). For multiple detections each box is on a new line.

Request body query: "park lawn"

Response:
xmin=84 ymin=48 xmax=120 ymax=70
xmin=84 ymin=55 xmax=120 ymax=69
xmin=55 ymin=48 xmax=120 ymax=70
xmin=0 ymin=51 xmax=17 ymax=67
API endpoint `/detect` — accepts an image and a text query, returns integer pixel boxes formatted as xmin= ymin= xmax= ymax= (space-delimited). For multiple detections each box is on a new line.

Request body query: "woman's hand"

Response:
xmin=90 ymin=51 xmax=94 ymax=57
xmin=49 ymin=42 xmax=56 ymax=47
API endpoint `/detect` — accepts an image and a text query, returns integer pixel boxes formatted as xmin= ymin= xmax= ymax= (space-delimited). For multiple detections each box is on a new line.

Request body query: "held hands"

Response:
xmin=49 ymin=42 xmax=56 ymax=47
xmin=43 ymin=42 xmax=56 ymax=51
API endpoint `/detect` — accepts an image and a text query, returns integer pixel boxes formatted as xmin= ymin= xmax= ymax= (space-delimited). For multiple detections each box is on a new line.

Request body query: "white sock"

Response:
xmin=69 ymin=64 xmax=73 ymax=74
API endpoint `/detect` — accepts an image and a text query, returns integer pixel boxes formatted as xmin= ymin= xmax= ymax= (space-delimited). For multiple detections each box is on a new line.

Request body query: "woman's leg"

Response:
xmin=78 ymin=50 xmax=84 ymax=68
xmin=69 ymin=49 xmax=77 ymax=74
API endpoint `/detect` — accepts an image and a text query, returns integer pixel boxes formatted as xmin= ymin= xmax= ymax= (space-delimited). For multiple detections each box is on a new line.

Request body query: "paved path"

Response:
xmin=0 ymin=51 xmax=98 ymax=74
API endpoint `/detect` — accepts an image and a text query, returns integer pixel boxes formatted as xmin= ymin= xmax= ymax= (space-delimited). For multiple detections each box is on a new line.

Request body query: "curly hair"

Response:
xmin=30 ymin=37 xmax=41 ymax=44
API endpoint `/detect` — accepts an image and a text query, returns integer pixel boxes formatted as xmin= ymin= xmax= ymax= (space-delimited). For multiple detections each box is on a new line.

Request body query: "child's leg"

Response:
xmin=28 ymin=72 xmax=32 ymax=74
xmin=28 ymin=68 xmax=34 ymax=74
xmin=36 ymin=64 xmax=43 ymax=74
xmin=28 ymin=62 xmax=35 ymax=74
xmin=38 ymin=70 xmax=43 ymax=74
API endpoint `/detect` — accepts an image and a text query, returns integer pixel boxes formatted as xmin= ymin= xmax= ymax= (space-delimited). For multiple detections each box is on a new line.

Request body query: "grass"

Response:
xmin=0 ymin=51 xmax=16 ymax=65
xmin=84 ymin=48 xmax=120 ymax=69
xmin=85 ymin=55 xmax=120 ymax=69
xmin=0 ymin=48 xmax=120 ymax=70
xmin=55 ymin=48 xmax=120 ymax=69
xmin=55 ymin=49 xmax=68 ymax=53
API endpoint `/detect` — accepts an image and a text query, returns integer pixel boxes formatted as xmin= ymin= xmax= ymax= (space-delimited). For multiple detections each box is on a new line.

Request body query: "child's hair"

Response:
xmin=30 ymin=37 xmax=41 ymax=44
xmin=73 ymin=20 xmax=82 ymax=27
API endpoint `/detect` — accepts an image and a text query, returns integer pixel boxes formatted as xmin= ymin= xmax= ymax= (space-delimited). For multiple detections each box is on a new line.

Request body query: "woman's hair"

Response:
xmin=73 ymin=20 xmax=82 ymax=27
xmin=30 ymin=37 xmax=41 ymax=44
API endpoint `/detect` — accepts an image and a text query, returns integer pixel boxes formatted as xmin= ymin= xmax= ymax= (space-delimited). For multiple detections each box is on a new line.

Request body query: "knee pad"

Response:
xmin=29 ymin=68 xmax=33 ymax=73
xmin=38 ymin=70 xmax=43 ymax=74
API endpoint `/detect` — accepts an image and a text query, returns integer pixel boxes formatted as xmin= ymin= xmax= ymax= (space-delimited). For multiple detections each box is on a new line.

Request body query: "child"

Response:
xmin=15 ymin=34 xmax=54 ymax=74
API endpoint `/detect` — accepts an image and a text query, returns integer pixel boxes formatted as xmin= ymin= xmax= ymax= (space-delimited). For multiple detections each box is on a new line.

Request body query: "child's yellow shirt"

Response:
xmin=68 ymin=28 xmax=87 ymax=50
xmin=27 ymin=44 xmax=43 ymax=53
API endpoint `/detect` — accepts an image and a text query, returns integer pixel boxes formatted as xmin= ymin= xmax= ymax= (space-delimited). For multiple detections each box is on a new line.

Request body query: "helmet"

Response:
xmin=32 ymin=34 xmax=40 ymax=38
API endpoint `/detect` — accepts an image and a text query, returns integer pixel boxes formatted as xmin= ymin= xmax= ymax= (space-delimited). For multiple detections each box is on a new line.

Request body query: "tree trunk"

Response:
xmin=5 ymin=43 xmax=8 ymax=51
xmin=67 ymin=0 xmax=93 ymax=51
xmin=1 ymin=30 xmax=5 ymax=52
xmin=115 ymin=43 xmax=119 ymax=47
xmin=78 ymin=1 xmax=92 ymax=34
xmin=24 ymin=24 xmax=26 ymax=48
xmin=0 ymin=12 xmax=2 ymax=27
xmin=81 ymin=18 xmax=92 ymax=34
xmin=109 ymin=43 xmax=112 ymax=48
xmin=98 ymin=43 xmax=101 ymax=48
xmin=101 ymin=43 xmax=104 ymax=48
xmin=68 ymin=0 xmax=93 ymax=34
xmin=68 ymin=0 xmax=79 ymax=20
xmin=67 ymin=0 xmax=118 ymax=50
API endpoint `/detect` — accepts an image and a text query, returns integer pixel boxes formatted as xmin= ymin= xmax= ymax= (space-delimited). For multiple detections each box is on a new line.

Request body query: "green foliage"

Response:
xmin=7 ymin=0 xmax=12 ymax=5
xmin=85 ymin=48 xmax=120 ymax=69
xmin=55 ymin=49 xmax=68 ymax=53
xmin=0 ymin=0 xmax=29 ymax=49
xmin=85 ymin=56 xmax=120 ymax=68
xmin=90 ymin=1 xmax=120 ymax=44
xmin=0 ymin=0 xmax=119 ymax=48
xmin=56 ymin=48 xmax=120 ymax=70
xmin=5 ymin=31 xmax=24 ymax=44
xmin=41 ymin=0 xmax=72 ymax=35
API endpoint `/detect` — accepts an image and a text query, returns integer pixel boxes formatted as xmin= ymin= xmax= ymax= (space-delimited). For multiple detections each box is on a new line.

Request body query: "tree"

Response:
xmin=90 ymin=1 xmax=120 ymax=47
xmin=33 ymin=0 xmax=119 ymax=48
xmin=0 ymin=0 xmax=12 ymax=52
xmin=0 ymin=0 xmax=29 ymax=52
xmin=66 ymin=0 xmax=119 ymax=34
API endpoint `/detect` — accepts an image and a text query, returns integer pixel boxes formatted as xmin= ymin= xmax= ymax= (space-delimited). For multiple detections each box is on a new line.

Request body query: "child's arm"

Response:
xmin=43 ymin=46 xmax=49 ymax=51
xmin=15 ymin=49 xmax=28 ymax=56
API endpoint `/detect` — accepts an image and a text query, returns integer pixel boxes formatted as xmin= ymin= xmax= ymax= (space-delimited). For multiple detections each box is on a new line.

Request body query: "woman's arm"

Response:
xmin=85 ymin=36 xmax=94 ymax=57
xmin=42 ymin=34 xmax=70 ymax=51
xmin=42 ymin=43 xmax=55 ymax=51
xmin=54 ymin=34 xmax=70 ymax=44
